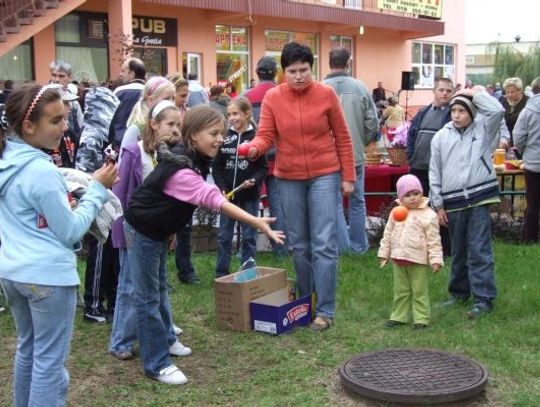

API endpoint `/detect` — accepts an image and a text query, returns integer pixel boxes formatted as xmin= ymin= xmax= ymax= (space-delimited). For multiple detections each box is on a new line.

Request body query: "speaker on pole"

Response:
xmin=401 ymin=71 xmax=415 ymax=91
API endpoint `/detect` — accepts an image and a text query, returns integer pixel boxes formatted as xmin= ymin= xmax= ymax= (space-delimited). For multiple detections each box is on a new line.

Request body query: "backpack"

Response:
xmin=76 ymin=87 xmax=120 ymax=173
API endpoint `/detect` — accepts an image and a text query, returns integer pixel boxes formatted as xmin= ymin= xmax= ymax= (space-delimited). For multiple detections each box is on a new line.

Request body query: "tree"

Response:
xmin=487 ymin=41 xmax=540 ymax=87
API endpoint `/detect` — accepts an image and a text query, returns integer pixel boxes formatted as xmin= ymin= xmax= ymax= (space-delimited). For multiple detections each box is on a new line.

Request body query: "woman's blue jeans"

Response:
xmin=126 ymin=223 xmax=177 ymax=377
xmin=278 ymin=172 xmax=340 ymax=318
xmin=1 ymin=279 xmax=77 ymax=407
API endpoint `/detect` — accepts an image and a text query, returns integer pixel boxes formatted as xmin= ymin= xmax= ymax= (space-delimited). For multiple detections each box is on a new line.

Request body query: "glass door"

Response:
xmin=182 ymin=52 xmax=202 ymax=81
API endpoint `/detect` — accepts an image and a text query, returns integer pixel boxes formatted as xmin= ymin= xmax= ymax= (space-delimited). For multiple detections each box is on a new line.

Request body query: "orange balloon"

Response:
xmin=392 ymin=206 xmax=409 ymax=222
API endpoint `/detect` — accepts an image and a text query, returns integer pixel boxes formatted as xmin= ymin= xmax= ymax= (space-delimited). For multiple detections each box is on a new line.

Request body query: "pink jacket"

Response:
xmin=378 ymin=197 xmax=443 ymax=266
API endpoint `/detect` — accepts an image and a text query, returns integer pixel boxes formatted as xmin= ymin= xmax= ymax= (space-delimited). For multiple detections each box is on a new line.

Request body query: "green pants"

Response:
xmin=390 ymin=262 xmax=431 ymax=325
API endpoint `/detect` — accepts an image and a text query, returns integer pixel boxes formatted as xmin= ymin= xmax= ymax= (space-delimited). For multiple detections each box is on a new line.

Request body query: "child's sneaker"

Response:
xmin=111 ymin=350 xmax=134 ymax=361
xmin=155 ymin=365 xmax=188 ymax=385
xmin=384 ymin=320 xmax=406 ymax=329
xmin=466 ymin=304 xmax=491 ymax=319
xmin=83 ymin=310 xmax=106 ymax=324
xmin=169 ymin=340 xmax=192 ymax=357
xmin=413 ymin=323 xmax=428 ymax=330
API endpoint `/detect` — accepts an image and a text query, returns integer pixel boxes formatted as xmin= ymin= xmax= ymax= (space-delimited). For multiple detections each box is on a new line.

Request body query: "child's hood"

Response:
xmin=0 ymin=137 xmax=47 ymax=197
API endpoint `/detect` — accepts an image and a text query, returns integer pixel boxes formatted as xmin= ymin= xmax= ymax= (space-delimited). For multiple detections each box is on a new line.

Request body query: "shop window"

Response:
xmin=264 ymin=30 xmax=319 ymax=82
xmin=55 ymin=46 xmax=109 ymax=84
xmin=54 ymin=12 xmax=108 ymax=83
xmin=330 ymin=34 xmax=354 ymax=75
xmin=133 ymin=48 xmax=167 ymax=77
xmin=55 ymin=13 xmax=80 ymax=43
xmin=0 ymin=41 xmax=33 ymax=81
xmin=215 ymin=25 xmax=249 ymax=94
xmin=412 ymin=41 xmax=455 ymax=88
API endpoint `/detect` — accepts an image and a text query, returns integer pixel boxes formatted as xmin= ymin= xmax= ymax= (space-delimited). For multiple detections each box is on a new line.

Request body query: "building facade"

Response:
xmin=0 ymin=0 xmax=466 ymax=106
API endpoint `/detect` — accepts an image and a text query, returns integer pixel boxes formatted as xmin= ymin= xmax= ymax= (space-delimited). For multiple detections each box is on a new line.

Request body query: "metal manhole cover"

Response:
xmin=339 ymin=348 xmax=488 ymax=405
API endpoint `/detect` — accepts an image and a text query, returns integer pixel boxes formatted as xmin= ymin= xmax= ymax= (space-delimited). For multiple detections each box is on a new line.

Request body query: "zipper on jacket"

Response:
xmin=480 ymin=156 xmax=491 ymax=175
xmin=233 ymin=130 xmax=241 ymax=189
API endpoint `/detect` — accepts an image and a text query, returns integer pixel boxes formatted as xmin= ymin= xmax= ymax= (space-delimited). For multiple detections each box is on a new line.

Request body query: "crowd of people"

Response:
xmin=0 ymin=40 xmax=539 ymax=405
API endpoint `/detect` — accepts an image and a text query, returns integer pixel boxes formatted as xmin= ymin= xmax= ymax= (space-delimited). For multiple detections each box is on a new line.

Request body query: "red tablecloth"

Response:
xmin=365 ymin=164 xmax=409 ymax=216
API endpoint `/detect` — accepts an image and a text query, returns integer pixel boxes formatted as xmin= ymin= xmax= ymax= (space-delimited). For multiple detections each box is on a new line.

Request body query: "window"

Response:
xmin=55 ymin=12 xmax=109 ymax=83
xmin=215 ymin=25 xmax=249 ymax=93
xmin=264 ymin=30 xmax=319 ymax=82
xmin=0 ymin=41 xmax=33 ymax=81
xmin=133 ymin=48 xmax=167 ymax=76
xmin=344 ymin=0 xmax=362 ymax=9
xmin=412 ymin=41 xmax=455 ymax=88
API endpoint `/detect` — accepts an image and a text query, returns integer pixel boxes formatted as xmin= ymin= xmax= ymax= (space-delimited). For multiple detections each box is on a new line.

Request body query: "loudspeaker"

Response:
xmin=401 ymin=71 xmax=415 ymax=91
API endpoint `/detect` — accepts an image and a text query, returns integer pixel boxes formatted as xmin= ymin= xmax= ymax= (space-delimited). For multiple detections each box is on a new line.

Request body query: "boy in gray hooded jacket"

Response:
xmin=429 ymin=87 xmax=504 ymax=319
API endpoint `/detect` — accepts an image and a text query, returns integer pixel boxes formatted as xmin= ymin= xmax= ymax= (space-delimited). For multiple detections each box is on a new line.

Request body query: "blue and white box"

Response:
xmin=250 ymin=287 xmax=312 ymax=335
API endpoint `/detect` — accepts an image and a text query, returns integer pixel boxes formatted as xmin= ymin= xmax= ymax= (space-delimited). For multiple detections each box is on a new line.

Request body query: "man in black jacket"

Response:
xmin=407 ymin=77 xmax=453 ymax=257
xmin=109 ymin=58 xmax=146 ymax=149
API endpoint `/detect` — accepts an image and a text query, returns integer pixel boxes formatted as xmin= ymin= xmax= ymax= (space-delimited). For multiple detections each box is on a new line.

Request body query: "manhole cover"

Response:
xmin=339 ymin=348 xmax=488 ymax=405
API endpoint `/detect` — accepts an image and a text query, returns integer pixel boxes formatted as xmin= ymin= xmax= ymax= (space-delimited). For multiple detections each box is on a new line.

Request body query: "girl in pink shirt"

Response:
xmin=123 ymin=105 xmax=284 ymax=385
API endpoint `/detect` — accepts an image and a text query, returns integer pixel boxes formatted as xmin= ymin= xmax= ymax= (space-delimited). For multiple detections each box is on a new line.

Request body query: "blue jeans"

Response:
xmin=447 ymin=205 xmax=497 ymax=308
xmin=279 ymin=172 xmax=340 ymax=318
xmin=266 ymin=175 xmax=288 ymax=256
xmin=109 ymin=244 xmax=137 ymax=354
xmin=0 ymin=279 xmax=77 ymax=407
xmin=216 ymin=197 xmax=259 ymax=276
xmin=337 ymin=165 xmax=368 ymax=254
xmin=126 ymin=223 xmax=177 ymax=377
xmin=175 ymin=218 xmax=196 ymax=279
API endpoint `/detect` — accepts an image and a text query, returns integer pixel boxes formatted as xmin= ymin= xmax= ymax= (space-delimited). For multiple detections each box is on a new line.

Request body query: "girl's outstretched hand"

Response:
xmin=256 ymin=217 xmax=285 ymax=245
xmin=93 ymin=162 xmax=118 ymax=190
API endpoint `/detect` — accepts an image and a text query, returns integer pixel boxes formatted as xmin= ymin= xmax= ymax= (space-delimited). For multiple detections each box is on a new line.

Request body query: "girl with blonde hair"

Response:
xmin=120 ymin=76 xmax=176 ymax=152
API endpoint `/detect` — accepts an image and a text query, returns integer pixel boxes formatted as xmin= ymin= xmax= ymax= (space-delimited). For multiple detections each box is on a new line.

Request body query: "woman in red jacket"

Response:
xmin=248 ymin=42 xmax=355 ymax=331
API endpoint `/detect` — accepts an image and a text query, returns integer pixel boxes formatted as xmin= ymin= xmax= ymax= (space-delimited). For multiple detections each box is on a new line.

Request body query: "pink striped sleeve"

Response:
xmin=163 ymin=169 xmax=227 ymax=211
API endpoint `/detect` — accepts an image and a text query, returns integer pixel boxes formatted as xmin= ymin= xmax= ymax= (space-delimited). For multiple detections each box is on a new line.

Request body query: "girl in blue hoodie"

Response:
xmin=0 ymin=83 xmax=117 ymax=407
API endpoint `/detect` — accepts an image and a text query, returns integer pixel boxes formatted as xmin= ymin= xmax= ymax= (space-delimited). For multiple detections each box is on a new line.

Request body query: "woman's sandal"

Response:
xmin=310 ymin=316 xmax=333 ymax=332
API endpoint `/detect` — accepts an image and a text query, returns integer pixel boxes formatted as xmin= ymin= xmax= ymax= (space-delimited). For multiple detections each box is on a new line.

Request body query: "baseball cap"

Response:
xmin=44 ymin=83 xmax=79 ymax=102
xmin=256 ymin=56 xmax=277 ymax=75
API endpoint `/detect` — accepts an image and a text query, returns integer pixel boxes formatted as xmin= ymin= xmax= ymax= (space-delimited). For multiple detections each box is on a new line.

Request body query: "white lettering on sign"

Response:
xmin=132 ymin=36 xmax=163 ymax=46
xmin=228 ymin=65 xmax=247 ymax=83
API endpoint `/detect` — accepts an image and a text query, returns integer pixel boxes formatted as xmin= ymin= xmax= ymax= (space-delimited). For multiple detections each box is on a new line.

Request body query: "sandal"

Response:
xmin=310 ymin=316 xmax=333 ymax=332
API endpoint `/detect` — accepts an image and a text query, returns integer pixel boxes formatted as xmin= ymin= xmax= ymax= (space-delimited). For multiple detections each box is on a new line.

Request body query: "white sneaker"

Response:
xmin=155 ymin=364 xmax=188 ymax=385
xmin=173 ymin=324 xmax=183 ymax=335
xmin=169 ymin=340 xmax=192 ymax=357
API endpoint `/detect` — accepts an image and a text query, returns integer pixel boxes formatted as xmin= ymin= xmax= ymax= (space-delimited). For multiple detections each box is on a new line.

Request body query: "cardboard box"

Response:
xmin=250 ymin=287 xmax=312 ymax=335
xmin=214 ymin=267 xmax=287 ymax=331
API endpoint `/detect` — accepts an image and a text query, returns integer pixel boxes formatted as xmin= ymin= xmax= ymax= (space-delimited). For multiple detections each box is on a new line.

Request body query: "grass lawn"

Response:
xmin=1 ymin=241 xmax=539 ymax=406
